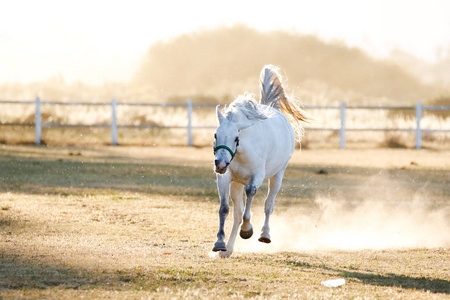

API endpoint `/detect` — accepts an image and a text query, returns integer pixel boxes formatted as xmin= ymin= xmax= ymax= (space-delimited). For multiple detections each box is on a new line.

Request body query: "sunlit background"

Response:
xmin=0 ymin=0 xmax=449 ymax=147
xmin=1 ymin=0 xmax=449 ymax=93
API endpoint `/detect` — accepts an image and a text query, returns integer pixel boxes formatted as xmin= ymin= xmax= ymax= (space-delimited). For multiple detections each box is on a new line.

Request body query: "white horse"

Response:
xmin=212 ymin=65 xmax=310 ymax=257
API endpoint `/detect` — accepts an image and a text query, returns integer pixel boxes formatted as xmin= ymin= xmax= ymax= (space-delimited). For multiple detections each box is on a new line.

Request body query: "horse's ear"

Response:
xmin=216 ymin=105 xmax=226 ymax=124
xmin=236 ymin=122 xmax=253 ymax=131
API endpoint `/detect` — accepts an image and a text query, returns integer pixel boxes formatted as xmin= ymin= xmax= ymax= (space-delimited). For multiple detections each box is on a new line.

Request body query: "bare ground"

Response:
xmin=0 ymin=145 xmax=449 ymax=299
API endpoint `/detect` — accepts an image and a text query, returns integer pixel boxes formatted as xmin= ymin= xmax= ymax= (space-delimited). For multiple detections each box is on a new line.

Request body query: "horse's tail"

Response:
xmin=259 ymin=65 xmax=311 ymax=137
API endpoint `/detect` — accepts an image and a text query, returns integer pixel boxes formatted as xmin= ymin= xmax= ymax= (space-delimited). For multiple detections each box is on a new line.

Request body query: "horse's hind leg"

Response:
xmin=259 ymin=169 xmax=285 ymax=244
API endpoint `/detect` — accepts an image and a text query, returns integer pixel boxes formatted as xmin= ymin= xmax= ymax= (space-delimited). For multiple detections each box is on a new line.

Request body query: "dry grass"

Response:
xmin=0 ymin=145 xmax=449 ymax=299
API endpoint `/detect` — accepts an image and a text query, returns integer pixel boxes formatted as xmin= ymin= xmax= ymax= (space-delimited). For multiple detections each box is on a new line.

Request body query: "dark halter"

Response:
xmin=213 ymin=138 xmax=239 ymax=160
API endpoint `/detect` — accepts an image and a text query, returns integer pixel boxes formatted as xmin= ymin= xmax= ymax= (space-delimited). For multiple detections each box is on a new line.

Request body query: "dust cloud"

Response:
xmin=236 ymin=198 xmax=450 ymax=253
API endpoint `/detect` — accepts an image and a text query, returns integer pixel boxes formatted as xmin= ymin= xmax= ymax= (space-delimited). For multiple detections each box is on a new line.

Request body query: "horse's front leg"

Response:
xmin=219 ymin=181 xmax=244 ymax=258
xmin=212 ymin=172 xmax=231 ymax=252
xmin=240 ymin=174 xmax=264 ymax=239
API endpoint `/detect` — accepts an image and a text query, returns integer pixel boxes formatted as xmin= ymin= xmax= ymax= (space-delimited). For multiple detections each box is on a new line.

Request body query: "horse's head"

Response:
xmin=213 ymin=106 xmax=249 ymax=174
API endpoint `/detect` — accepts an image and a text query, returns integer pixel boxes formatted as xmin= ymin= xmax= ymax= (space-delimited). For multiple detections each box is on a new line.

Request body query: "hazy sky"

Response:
xmin=1 ymin=0 xmax=449 ymax=84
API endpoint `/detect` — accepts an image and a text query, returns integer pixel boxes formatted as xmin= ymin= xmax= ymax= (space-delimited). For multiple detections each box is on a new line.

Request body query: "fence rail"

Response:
xmin=0 ymin=98 xmax=449 ymax=149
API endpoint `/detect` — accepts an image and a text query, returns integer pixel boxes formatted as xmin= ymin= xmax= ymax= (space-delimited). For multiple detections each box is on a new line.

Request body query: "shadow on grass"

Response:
xmin=0 ymin=252 xmax=174 ymax=292
xmin=284 ymin=259 xmax=450 ymax=294
xmin=341 ymin=270 xmax=450 ymax=294
xmin=3 ymin=153 xmax=449 ymax=205
xmin=0 ymin=155 xmax=218 ymax=200
xmin=0 ymin=250 xmax=216 ymax=293
xmin=0 ymin=253 xmax=101 ymax=290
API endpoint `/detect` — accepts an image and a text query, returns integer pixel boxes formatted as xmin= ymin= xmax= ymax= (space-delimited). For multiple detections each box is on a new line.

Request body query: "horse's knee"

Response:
xmin=246 ymin=184 xmax=257 ymax=197
xmin=264 ymin=202 xmax=275 ymax=216
xmin=219 ymin=203 xmax=229 ymax=216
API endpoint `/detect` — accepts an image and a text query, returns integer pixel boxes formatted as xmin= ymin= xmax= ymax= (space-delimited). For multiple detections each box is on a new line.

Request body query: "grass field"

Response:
xmin=0 ymin=145 xmax=449 ymax=299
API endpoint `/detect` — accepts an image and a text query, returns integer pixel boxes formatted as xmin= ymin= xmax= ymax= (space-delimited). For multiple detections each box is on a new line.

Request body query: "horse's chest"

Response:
xmin=229 ymin=164 xmax=253 ymax=185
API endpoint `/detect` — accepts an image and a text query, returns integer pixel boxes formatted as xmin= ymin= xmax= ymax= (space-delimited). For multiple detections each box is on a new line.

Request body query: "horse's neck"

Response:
xmin=239 ymin=123 xmax=264 ymax=153
xmin=228 ymin=111 xmax=246 ymax=123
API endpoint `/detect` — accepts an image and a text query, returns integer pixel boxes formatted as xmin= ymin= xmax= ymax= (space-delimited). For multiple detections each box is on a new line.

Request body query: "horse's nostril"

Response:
xmin=214 ymin=160 xmax=219 ymax=166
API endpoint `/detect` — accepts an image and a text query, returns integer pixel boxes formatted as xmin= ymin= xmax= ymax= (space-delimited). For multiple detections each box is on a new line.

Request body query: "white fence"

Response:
xmin=0 ymin=98 xmax=449 ymax=149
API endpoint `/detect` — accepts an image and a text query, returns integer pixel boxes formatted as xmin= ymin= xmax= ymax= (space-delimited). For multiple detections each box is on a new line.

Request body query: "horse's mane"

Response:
xmin=224 ymin=95 xmax=271 ymax=123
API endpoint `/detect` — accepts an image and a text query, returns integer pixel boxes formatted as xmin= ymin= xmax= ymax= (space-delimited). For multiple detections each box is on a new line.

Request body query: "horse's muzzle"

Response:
xmin=214 ymin=159 xmax=230 ymax=174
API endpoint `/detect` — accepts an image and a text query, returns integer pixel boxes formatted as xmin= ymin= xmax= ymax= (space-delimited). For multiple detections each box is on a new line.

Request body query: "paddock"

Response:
xmin=0 ymin=145 xmax=449 ymax=298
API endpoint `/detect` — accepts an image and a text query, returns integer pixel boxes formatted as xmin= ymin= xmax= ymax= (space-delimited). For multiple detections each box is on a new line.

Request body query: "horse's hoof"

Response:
xmin=258 ymin=234 xmax=271 ymax=243
xmin=212 ymin=240 xmax=227 ymax=252
xmin=240 ymin=228 xmax=253 ymax=239
xmin=219 ymin=251 xmax=232 ymax=258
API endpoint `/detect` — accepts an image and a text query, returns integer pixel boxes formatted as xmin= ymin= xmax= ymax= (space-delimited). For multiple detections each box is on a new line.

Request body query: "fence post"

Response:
xmin=339 ymin=102 xmax=346 ymax=149
xmin=35 ymin=97 xmax=41 ymax=145
xmin=416 ymin=102 xmax=422 ymax=149
xmin=187 ymin=99 xmax=193 ymax=146
xmin=111 ymin=98 xmax=118 ymax=145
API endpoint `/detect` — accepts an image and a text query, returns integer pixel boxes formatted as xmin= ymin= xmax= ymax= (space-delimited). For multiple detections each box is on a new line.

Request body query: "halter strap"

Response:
xmin=214 ymin=145 xmax=237 ymax=159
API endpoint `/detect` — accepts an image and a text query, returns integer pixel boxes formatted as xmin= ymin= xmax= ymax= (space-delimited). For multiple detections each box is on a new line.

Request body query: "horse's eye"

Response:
xmin=214 ymin=134 xmax=217 ymax=139
xmin=235 ymin=137 xmax=239 ymax=146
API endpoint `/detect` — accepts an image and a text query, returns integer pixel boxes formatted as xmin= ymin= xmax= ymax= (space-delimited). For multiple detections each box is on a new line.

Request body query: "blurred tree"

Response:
xmin=134 ymin=25 xmax=435 ymax=104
